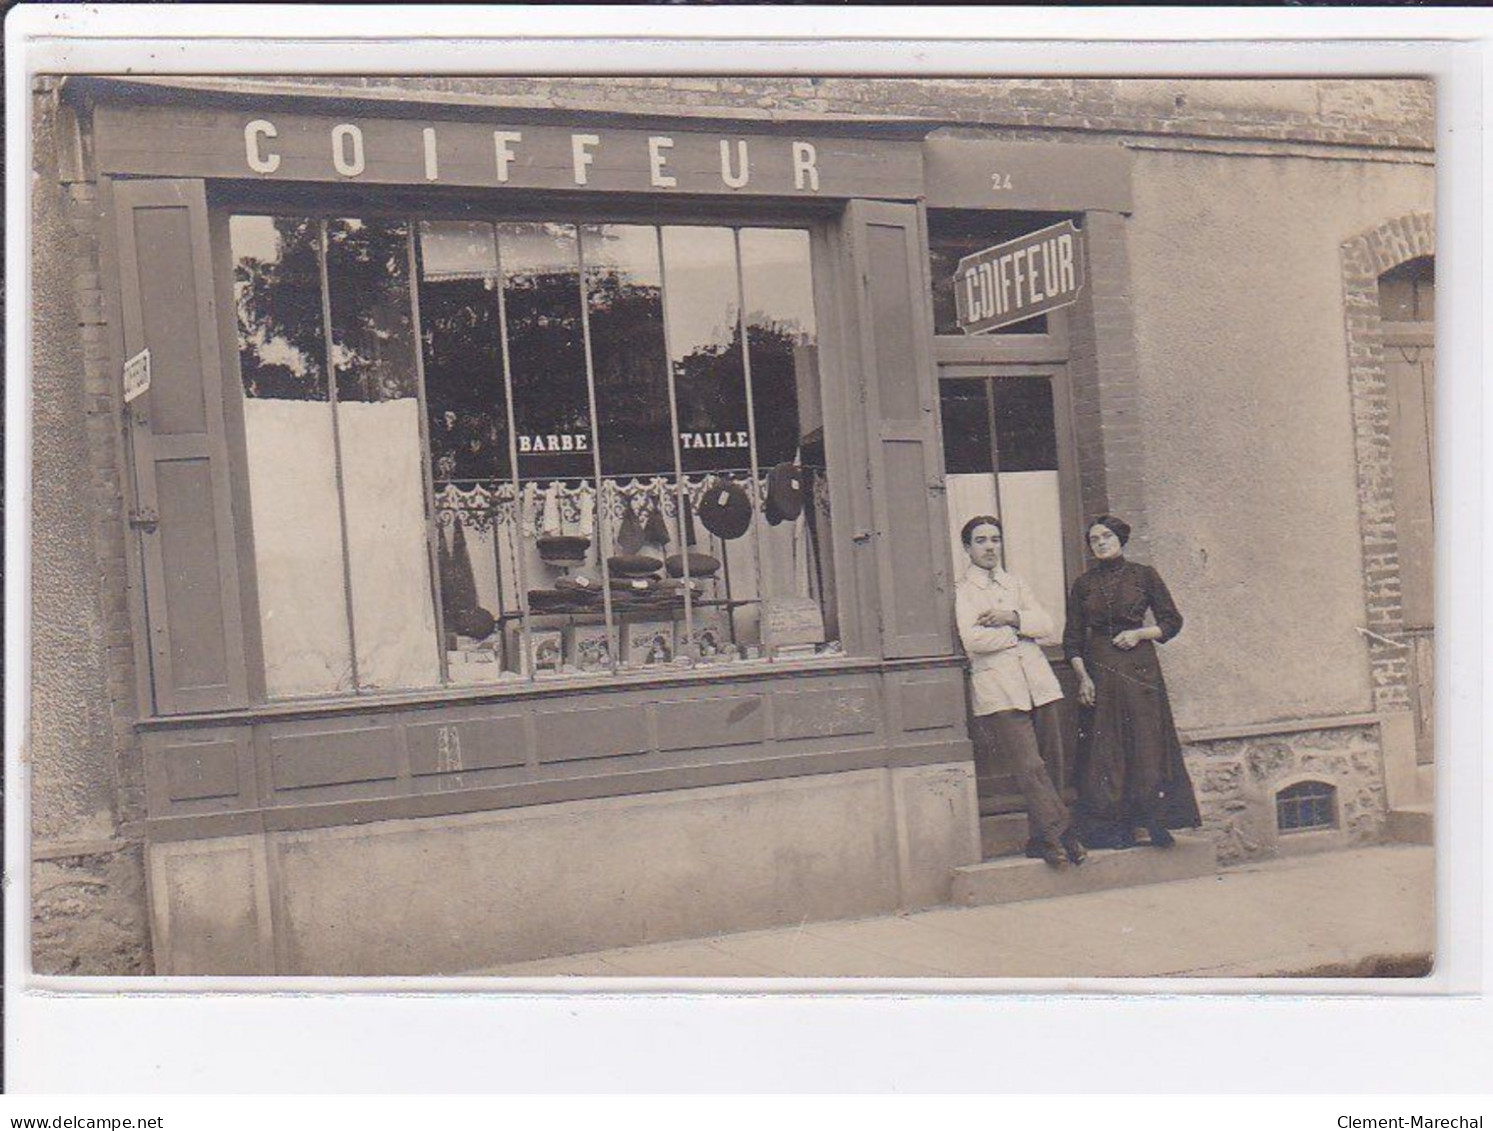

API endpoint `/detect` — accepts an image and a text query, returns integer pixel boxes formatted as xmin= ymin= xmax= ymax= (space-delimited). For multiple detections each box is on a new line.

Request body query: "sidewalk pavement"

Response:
xmin=474 ymin=845 xmax=1433 ymax=979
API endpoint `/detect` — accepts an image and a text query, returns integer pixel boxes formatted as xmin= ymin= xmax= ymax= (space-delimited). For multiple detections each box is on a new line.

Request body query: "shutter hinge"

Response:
xmin=928 ymin=478 xmax=946 ymax=495
xmin=852 ymin=529 xmax=879 ymax=545
xmin=128 ymin=507 xmax=159 ymax=533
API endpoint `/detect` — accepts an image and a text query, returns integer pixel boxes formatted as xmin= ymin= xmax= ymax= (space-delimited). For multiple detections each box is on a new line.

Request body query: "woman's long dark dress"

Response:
xmin=1063 ymin=557 xmax=1201 ymax=847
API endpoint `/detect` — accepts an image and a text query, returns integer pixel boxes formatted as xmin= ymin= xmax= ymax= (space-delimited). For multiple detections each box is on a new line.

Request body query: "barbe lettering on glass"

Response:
xmin=519 ymin=434 xmax=590 ymax=454
xmin=242 ymin=118 xmax=820 ymax=192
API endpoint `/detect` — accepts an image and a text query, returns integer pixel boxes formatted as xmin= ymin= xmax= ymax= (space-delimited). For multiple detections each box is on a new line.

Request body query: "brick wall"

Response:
xmin=186 ymin=76 xmax=1434 ymax=151
xmin=1340 ymin=211 xmax=1435 ymax=714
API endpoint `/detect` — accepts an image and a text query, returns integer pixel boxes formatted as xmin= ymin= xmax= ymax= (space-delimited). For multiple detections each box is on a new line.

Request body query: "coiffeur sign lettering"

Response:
xmin=954 ymin=220 xmax=1085 ymax=335
xmin=90 ymin=105 xmax=925 ymax=200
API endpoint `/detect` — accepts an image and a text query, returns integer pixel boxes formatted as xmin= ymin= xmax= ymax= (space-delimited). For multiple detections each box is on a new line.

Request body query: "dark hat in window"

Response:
xmin=451 ymin=605 xmax=496 ymax=641
xmin=696 ymin=478 xmax=753 ymax=541
xmin=607 ymin=553 xmax=663 ymax=577
xmin=528 ymin=588 xmax=593 ymax=613
xmin=664 ymin=550 xmax=720 ymax=579
xmin=764 ymin=462 xmax=805 ymax=526
xmin=537 ymin=534 xmax=590 ymax=565
xmin=615 ymin=506 xmax=646 ymax=555
xmin=655 ymin=576 xmax=705 ymax=594
xmin=643 ymin=499 xmax=671 ymax=548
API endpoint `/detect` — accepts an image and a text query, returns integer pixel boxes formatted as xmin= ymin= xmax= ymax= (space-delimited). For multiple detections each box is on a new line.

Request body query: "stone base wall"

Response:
xmin=147 ymin=763 xmax=980 ymax=976
xmin=32 ymin=844 xmax=154 ymax=976
xmin=1184 ymin=724 xmax=1387 ymax=865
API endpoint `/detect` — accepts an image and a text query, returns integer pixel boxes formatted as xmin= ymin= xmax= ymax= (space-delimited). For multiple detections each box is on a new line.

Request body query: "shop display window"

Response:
xmin=231 ymin=212 xmax=837 ymax=699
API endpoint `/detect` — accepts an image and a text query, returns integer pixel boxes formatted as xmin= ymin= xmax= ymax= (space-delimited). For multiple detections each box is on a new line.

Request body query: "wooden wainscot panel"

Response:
xmin=773 ymin=685 xmax=880 ymax=741
xmin=535 ymin=704 xmax=651 ymax=764
xmin=269 ymin=723 xmax=400 ymax=792
xmin=145 ymin=729 xmax=253 ymax=812
xmin=654 ymin=694 xmax=767 ymax=753
xmin=407 ymin=713 xmax=528 ymax=777
xmin=897 ymin=675 xmax=966 ymax=734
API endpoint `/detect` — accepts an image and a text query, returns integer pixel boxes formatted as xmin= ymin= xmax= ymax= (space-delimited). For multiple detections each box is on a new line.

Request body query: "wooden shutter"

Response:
xmin=112 ymin=179 xmax=248 ymax=713
xmin=843 ymin=200 xmax=953 ymax=658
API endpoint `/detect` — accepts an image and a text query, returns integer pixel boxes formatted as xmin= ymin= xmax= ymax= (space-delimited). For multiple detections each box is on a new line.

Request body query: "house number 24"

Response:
xmin=991 ymin=172 xmax=1014 ymax=191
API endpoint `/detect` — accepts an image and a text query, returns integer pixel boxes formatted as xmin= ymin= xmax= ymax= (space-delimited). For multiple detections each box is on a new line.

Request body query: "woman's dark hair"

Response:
xmin=960 ymin=515 xmax=1002 ymax=547
xmin=1088 ymin=514 xmax=1131 ymax=547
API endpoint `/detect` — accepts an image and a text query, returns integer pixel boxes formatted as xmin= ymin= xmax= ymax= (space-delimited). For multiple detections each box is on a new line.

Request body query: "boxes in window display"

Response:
xmin=566 ymin=623 xmax=618 ymax=672
xmin=505 ymin=623 xmax=564 ymax=675
xmin=624 ymin=619 xmax=676 ymax=667
xmin=675 ymin=609 xmax=731 ymax=663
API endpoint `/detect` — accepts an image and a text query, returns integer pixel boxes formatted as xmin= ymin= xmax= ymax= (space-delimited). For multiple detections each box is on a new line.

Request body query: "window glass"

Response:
xmin=501 ymin=223 xmax=592 ymax=483
xmin=231 ymin=212 xmax=839 ymax=699
xmin=418 ymin=220 xmax=521 ymax=682
xmin=325 ymin=218 xmax=440 ymax=690
xmin=232 ymin=216 xmax=352 ymax=697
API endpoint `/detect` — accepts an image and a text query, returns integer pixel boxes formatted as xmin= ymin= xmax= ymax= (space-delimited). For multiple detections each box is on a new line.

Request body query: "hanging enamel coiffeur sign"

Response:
xmin=90 ymin=104 xmax=925 ymax=200
xmin=954 ymin=220 xmax=1086 ymax=335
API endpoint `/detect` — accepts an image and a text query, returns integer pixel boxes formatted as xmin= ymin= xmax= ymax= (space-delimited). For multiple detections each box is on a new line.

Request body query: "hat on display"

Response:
xmin=608 ymin=553 xmax=664 ymax=577
xmin=616 ymin=505 xmax=646 ymax=555
xmin=697 ymin=477 xmax=753 ymax=541
xmin=764 ymin=462 xmax=805 ymax=526
xmin=452 ymin=605 xmax=496 ymax=641
xmin=537 ymin=534 xmax=590 ymax=565
xmin=664 ymin=550 xmax=721 ymax=579
xmin=655 ymin=576 xmax=704 ymax=594
xmin=529 ymin=588 xmax=596 ymax=613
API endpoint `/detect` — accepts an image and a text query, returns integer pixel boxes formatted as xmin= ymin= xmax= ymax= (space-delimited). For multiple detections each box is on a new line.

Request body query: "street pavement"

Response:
xmin=472 ymin=844 xmax=1433 ymax=980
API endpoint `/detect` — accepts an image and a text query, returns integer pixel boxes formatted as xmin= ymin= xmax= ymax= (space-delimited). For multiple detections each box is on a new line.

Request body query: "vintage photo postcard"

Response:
xmin=27 ymin=69 xmax=1439 ymax=983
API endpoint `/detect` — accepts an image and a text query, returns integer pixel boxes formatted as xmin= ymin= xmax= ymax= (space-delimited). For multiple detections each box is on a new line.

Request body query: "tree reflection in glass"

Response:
xmin=326 ymin=218 xmax=439 ymax=690
xmin=231 ymin=215 xmax=352 ymax=697
xmin=417 ymin=220 xmax=521 ymax=681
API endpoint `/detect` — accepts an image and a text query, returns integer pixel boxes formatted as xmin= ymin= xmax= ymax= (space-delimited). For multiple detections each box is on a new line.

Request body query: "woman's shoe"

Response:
xmin=1039 ymin=844 xmax=1072 ymax=870
xmin=1146 ymin=821 xmax=1175 ymax=848
xmin=1060 ymin=830 xmax=1088 ymax=866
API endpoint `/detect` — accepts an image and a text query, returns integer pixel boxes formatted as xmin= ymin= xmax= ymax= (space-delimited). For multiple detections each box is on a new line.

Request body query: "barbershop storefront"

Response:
xmin=46 ymin=77 xmax=1359 ymax=976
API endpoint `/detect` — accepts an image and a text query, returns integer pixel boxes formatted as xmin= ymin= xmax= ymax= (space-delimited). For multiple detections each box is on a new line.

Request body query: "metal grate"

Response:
xmin=1276 ymin=780 xmax=1337 ymax=833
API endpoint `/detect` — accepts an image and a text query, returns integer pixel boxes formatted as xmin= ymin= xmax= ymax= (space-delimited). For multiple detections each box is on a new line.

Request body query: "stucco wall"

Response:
xmin=1126 ymin=149 xmax=1434 ymax=730
xmin=29 ymin=91 xmax=118 ymax=845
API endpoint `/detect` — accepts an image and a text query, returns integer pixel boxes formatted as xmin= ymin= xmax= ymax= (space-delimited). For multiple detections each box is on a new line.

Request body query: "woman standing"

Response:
xmin=956 ymin=516 xmax=1085 ymax=870
xmin=1064 ymin=515 xmax=1201 ymax=849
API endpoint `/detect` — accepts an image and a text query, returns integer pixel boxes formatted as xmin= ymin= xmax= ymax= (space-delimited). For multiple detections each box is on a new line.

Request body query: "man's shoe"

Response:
xmin=1040 ymin=845 xmax=1072 ymax=870
xmin=1061 ymin=830 xmax=1088 ymax=866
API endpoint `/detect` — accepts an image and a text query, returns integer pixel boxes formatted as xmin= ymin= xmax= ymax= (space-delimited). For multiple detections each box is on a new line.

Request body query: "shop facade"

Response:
xmin=30 ymin=77 xmax=1436 ymax=975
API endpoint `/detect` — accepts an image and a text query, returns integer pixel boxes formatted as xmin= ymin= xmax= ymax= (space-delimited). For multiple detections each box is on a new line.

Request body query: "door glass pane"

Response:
xmin=941 ymin=375 xmax=1065 ymax=643
xmin=928 ymin=210 xmax=1067 ymax=336
xmin=326 ymin=218 xmax=440 ymax=690
xmin=418 ymin=220 xmax=521 ymax=683
xmin=231 ymin=215 xmax=352 ymax=698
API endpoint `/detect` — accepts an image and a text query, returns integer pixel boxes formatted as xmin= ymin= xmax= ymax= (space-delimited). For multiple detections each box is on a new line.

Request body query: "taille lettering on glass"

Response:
xmin=244 ymin=118 xmax=822 ymax=192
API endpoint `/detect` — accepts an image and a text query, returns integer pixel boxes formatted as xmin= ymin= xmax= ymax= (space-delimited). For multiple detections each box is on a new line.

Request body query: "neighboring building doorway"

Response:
xmin=1378 ymin=257 xmax=1435 ymax=766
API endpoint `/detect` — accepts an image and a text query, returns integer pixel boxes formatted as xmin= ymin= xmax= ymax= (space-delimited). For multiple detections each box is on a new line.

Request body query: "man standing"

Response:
xmin=955 ymin=516 xmax=1086 ymax=869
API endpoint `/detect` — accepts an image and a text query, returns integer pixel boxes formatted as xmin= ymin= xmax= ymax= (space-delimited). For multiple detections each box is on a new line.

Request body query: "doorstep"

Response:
xmin=1385 ymin=803 xmax=1433 ymax=846
xmin=951 ymin=833 xmax=1216 ymax=907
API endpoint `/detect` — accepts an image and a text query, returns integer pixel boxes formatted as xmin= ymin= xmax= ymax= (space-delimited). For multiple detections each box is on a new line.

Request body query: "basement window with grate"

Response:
xmin=1275 ymin=780 xmax=1337 ymax=833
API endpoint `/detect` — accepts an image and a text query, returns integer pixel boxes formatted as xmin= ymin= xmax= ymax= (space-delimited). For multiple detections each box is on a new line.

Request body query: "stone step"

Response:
xmin=979 ymin=812 xmax=1031 ymax=859
xmin=1386 ymin=804 xmax=1433 ymax=846
xmin=951 ymin=833 xmax=1217 ymax=907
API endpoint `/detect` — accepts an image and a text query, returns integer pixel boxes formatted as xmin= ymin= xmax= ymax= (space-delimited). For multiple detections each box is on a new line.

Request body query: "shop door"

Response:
xmin=1380 ymin=259 xmax=1435 ymax=766
xmin=939 ymin=371 xmax=1082 ymax=849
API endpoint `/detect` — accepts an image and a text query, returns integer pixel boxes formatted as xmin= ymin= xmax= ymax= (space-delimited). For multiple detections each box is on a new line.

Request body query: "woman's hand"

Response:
xmin=977 ymin=608 xmax=1018 ymax=628
xmin=1112 ymin=627 xmax=1159 ymax=650
xmin=1077 ymin=673 xmax=1096 ymax=707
